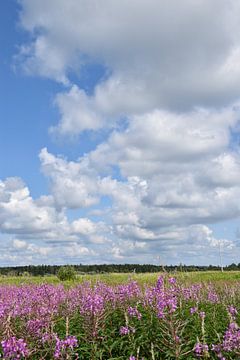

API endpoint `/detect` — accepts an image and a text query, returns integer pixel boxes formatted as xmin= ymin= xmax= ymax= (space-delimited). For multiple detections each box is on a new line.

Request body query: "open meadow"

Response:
xmin=0 ymin=271 xmax=240 ymax=359
xmin=2 ymin=270 xmax=240 ymax=286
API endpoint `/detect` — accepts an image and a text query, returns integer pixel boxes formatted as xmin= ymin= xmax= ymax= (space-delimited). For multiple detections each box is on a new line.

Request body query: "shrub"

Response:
xmin=21 ymin=271 xmax=30 ymax=277
xmin=57 ymin=266 xmax=76 ymax=281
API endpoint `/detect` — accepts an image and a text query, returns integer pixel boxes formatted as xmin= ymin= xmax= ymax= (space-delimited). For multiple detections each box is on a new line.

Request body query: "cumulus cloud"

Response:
xmin=51 ymin=85 xmax=104 ymax=134
xmin=39 ymin=148 xmax=99 ymax=208
xmin=36 ymin=137 xmax=240 ymax=263
xmin=88 ymin=108 xmax=238 ymax=175
xmin=0 ymin=177 xmax=113 ymax=264
xmin=12 ymin=238 xmax=51 ymax=256
xmin=0 ymin=177 xmax=62 ymax=234
xmin=83 ymin=108 xmax=240 ymax=230
xmin=17 ymin=0 xmax=240 ymax=134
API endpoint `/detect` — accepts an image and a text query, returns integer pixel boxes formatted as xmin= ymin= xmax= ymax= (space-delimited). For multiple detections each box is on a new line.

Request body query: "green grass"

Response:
xmin=0 ymin=270 xmax=240 ymax=287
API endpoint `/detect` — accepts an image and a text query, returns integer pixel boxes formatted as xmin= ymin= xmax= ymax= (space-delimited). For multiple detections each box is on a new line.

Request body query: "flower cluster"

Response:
xmin=194 ymin=342 xmax=209 ymax=357
xmin=1 ymin=337 xmax=28 ymax=359
xmin=128 ymin=306 xmax=142 ymax=320
xmin=119 ymin=326 xmax=135 ymax=335
xmin=54 ymin=335 xmax=78 ymax=359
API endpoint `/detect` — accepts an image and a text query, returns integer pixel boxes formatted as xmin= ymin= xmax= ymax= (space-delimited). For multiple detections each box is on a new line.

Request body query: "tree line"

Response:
xmin=0 ymin=263 xmax=239 ymax=276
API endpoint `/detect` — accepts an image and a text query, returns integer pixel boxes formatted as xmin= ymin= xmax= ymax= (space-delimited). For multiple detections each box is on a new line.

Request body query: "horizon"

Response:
xmin=1 ymin=1 xmax=240 ymax=266
xmin=0 ymin=263 xmax=235 ymax=271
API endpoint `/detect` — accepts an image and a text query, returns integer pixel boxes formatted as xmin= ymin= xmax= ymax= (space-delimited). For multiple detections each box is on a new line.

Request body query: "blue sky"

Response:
xmin=1 ymin=0 xmax=240 ymax=266
xmin=0 ymin=1 xmax=57 ymax=197
xmin=0 ymin=1 xmax=107 ymax=196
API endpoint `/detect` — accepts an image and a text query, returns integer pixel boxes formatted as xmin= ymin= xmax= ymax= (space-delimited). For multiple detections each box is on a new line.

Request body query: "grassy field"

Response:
xmin=0 ymin=270 xmax=240 ymax=286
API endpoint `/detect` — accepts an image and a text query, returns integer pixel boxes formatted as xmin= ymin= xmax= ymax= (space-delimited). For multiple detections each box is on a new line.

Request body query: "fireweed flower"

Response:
xmin=128 ymin=306 xmax=142 ymax=320
xmin=156 ymin=276 xmax=164 ymax=290
xmin=54 ymin=335 xmax=78 ymax=359
xmin=119 ymin=326 xmax=130 ymax=335
xmin=1 ymin=337 xmax=29 ymax=359
xmin=207 ymin=290 xmax=219 ymax=304
xmin=116 ymin=281 xmax=141 ymax=303
xmin=212 ymin=344 xmax=226 ymax=360
xmin=228 ymin=305 xmax=238 ymax=317
xmin=119 ymin=326 xmax=135 ymax=335
xmin=194 ymin=342 xmax=209 ymax=357
xmin=222 ymin=322 xmax=240 ymax=352
xmin=211 ymin=322 xmax=240 ymax=357
xmin=169 ymin=277 xmax=176 ymax=285
xmin=190 ymin=307 xmax=197 ymax=315
xmin=199 ymin=311 xmax=205 ymax=319
xmin=42 ymin=333 xmax=57 ymax=344
xmin=175 ymin=335 xmax=180 ymax=343
xmin=27 ymin=319 xmax=47 ymax=336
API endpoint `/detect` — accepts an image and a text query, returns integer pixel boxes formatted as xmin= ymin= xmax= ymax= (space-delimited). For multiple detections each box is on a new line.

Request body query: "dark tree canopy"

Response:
xmin=0 ymin=263 xmax=235 ymax=276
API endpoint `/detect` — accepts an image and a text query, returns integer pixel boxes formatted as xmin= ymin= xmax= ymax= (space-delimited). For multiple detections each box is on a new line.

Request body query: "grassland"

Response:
xmin=0 ymin=270 xmax=239 ymax=286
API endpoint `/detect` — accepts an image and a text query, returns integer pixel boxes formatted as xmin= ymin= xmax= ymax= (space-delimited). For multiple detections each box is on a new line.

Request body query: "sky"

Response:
xmin=1 ymin=0 xmax=240 ymax=266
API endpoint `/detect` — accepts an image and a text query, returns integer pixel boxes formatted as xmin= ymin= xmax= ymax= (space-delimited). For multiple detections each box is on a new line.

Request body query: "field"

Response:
xmin=2 ymin=270 xmax=240 ymax=286
xmin=0 ymin=271 xmax=240 ymax=359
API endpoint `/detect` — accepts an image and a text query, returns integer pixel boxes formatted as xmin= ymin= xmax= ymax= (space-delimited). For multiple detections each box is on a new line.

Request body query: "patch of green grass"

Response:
xmin=0 ymin=270 xmax=240 ymax=287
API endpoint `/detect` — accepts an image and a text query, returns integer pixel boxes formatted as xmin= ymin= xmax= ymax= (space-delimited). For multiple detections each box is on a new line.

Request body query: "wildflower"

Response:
xmin=156 ymin=276 xmax=164 ymax=290
xmin=194 ymin=342 xmax=209 ymax=357
xmin=54 ymin=335 xmax=78 ymax=359
xmin=221 ymin=322 xmax=240 ymax=352
xmin=120 ymin=326 xmax=130 ymax=335
xmin=1 ymin=337 xmax=28 ymax=359
xmin=41 ymin=333 xmax=57 ymax=344
xmin=212 ymin=344 xmax=226 ymax=360
xmin=228 ymin=305 xmax=238 ymax=317
xmin=169 ymin=277 xmax=176 ymax=285
xmin=175 ymin=335 xmax=180 ymax=343
xmin=190 ymin=307 xmax=197 ymax=315
xmin=27 ymin=319 xmax=46 ymax=336
xmin=119 ymin=326 xmax=135 ymax=335
xmin=199 ymin=311 xmax=205 ymax=319
xmin=128 ymin=306 xmax=142 ymax=320
xmin=207 ymin=290 xmax=219 ymax=303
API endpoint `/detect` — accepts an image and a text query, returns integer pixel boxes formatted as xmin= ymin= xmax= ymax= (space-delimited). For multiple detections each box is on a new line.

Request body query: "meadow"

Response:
xmin=0 ymin=271 xmax=240 ymax=359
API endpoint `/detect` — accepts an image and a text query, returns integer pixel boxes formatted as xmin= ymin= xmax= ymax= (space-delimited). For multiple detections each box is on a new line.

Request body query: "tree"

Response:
xmin=57 ymin=266 xmax=76 ymax=281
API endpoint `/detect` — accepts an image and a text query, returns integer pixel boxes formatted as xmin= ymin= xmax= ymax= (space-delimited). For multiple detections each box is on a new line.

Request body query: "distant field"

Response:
xmin=0 ymin=270 xmax=240 ymax=286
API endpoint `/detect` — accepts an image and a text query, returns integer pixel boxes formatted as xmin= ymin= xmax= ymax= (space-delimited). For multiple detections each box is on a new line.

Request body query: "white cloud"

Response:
xmin=51 ymin=85 xmax=103 ymax=134
xmin=12 ymin=238 xmax=52 ymax=257
xmin=89 ymin=108 xmax=237 ymax=175
xmin=65 ymin=243 xmax=94 ymax=257
xmin=39 ymin=148 xmax=99 ymax=208
xmin=81 ymin=108 xmax=240 ymax=231
xmin=108 ymin=224 xmax=235 ymax=265
xmin=35 ymin=136 xmax=240 ymax=263
xmin=17 ymin=0 xmax=240 ymax=134
xmin=13 ymin=239 xmax=28 ymax=249
xmin=0 ymin=177 xmax=63 ymax=234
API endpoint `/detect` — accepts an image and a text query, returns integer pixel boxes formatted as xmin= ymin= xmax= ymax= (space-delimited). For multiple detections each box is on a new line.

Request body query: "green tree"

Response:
xmin=57 ymin=266 xmax=76 ymax=281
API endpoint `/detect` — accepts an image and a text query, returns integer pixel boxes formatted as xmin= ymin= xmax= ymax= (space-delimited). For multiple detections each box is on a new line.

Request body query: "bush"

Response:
xmin=57 ymin=266 xmax=76 ymax=281
xmin=21 ymin=271 xmax=30 ymax=277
